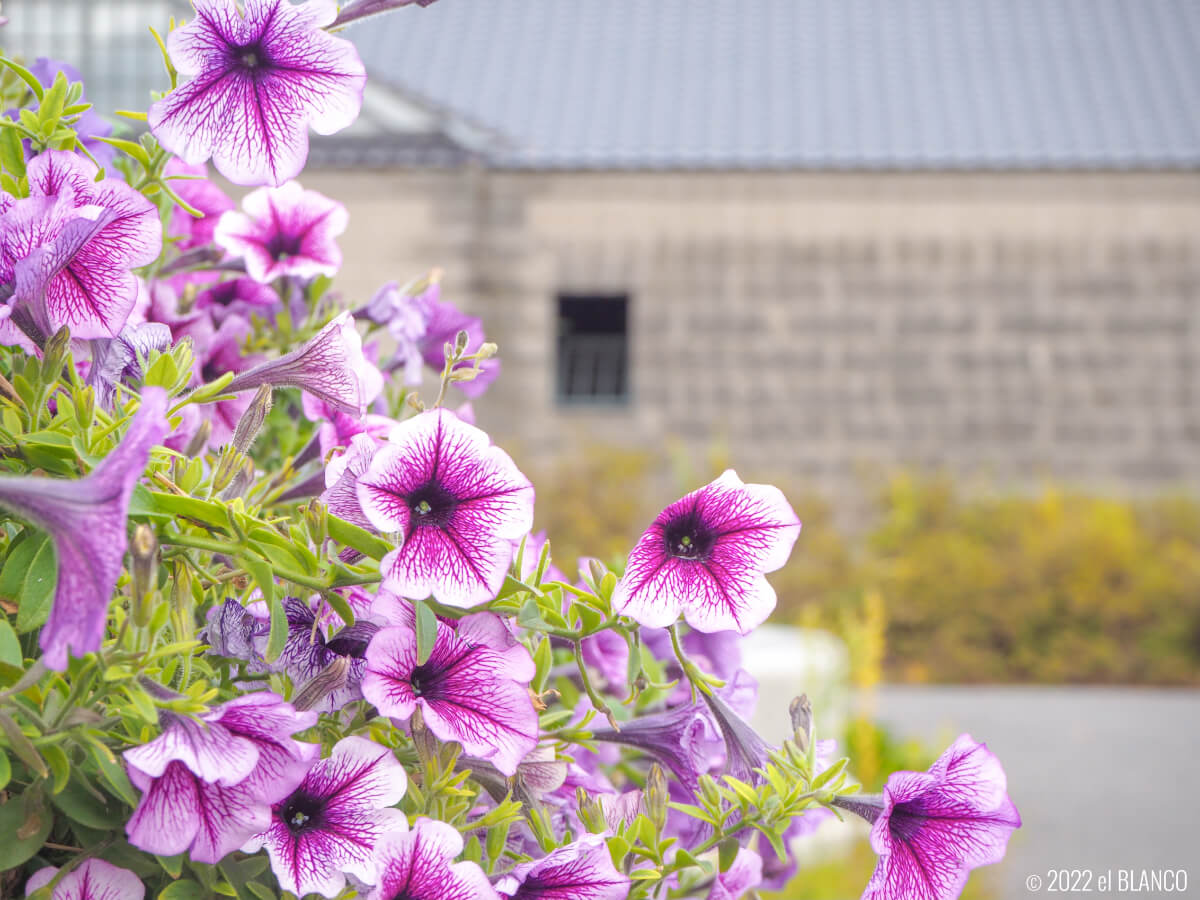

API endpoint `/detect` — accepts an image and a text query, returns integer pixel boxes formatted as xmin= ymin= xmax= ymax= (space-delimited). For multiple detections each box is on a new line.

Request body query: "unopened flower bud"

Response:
xmin=790 ymin=694 xmax=814 ymax=754
xmin=475 ymin=341 xmax=498 ymax=360
xmin=211 ymin=446 xmax=247 ymax=493
xmin=232 ymin=384 xmax=272 ymax=453
xmin=182 ymin=419 xmax=212 ymax=458
xmin=587 ymin=558 xmax=607 ymax=586
xmin=406 ymin=393 xmax=425 ymax=412
xmin=645 ymin=763 xmax=669 ymax=832
xmin=130 ymin=524 xmax=158 ymax=627
xmin=220 ymin=458 xmax=256 ymax=500
xmin=42 ymin=326 xmax=72 ymax=374
xmin=303 ymin=499 xmax=328 ymax=547
xmin=292 ymin=656 xmax=350 ymax=712
xmin=576 ymin=787 xmax=608 ymax=835
xmin=454 ymin=328 xmax=470 ymax=356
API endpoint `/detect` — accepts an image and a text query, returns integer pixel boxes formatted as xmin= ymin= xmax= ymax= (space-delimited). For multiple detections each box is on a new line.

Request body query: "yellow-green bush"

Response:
xmin=534 ymin=449 xmax=1200 ymax=684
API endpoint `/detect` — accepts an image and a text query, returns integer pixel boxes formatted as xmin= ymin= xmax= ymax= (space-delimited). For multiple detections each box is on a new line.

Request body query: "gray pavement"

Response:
xmin=860 ymin=686 xmax=1200 ymax=898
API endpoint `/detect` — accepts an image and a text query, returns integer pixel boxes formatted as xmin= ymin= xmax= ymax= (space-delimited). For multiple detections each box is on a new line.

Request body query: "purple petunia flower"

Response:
xmin=24 ymin=859 xmax=143 ymax=900
xmin=321 ymin=432 xmax=381 ymax=530
xmin=243 ymin=735 xmax=407 ymax=898
xmin=362 ymin=817 xmax=500 ymax=900
xmin=277 ymin=596 xmax=379 ymax=712
xmin=0 ymin=151 xmax=161 ymax=341
xmin=362 ymin=612 xmax=538 ymax=775
xmin=612 ymin=470 xmax=801 ymax=635
xmin=356 ymin=409 xmax=535 ymax=608
xmin=702 ymin=670 xmax=772 ymax=785
xmin=124 ymin=692 xmax=319 ymax=864
xmin=495 ymin=835 xmax=630 ymax=900
xmin=149 ymin=0 xmax=367 ymax=187
xmin=164 ymin=158 xmax=235 ymax=250
xmin=226 ymin=311 xmax=383 ymax=416
xmin=332 ymin=0 xmax=440 ymax=28
xmin=0 ymin=387 xmax=167 ymax=669
xmin=86 ymin=321 xmax=173 ymax=408
xmin=707 ymin=847 xmax=762 ymax=900
xmin=194 ymin=277 xmax=281 ymax=324
xmin=215 ymin=181 xmax=347 ymax=283
xmin=835 ymin=734 xmax=1022 ymax=900
xmin=588 ymin=702 xmax=717 ymax=792
xmin=304 ymin=392 xmax=393 ymax=457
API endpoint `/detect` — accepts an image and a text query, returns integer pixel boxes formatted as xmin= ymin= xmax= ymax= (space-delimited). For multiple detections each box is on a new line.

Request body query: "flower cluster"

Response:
xmin=0 ymin=7 xmax=1019 ymax=900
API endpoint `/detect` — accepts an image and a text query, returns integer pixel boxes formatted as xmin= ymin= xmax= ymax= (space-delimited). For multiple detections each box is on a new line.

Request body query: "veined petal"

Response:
xmin=365 ymin=818 xmax=500 ymax=900
xmin=123 ymin=714 xmax=259 ymax=785
xmin=496 ymin=834 xmax=630 ymax=900
xmin=24 ymin=859 xmax=144 ymax=900
xmin=124 ymin=761 xmax=202 ymax=857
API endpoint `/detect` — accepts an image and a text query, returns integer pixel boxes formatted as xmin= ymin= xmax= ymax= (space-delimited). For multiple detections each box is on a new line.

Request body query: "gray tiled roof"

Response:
xmin=349 ymin=0 xmax=1200 ymax=170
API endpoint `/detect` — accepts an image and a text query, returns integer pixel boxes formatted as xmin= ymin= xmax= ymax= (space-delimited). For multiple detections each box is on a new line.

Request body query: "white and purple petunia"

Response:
xmin=124 ymin=692 xmax=319 ymax=864
xmin=321 ymin=432 xmax=382 ymax=530
xmin=362 ymin=817 xmax=500 ymax=900
xmin=277 ymin=596 xmax=380 ymax=712
xmin=612 ymin=469 xmax=801 ymax=634
xmin=243 ymin=736 xmax=407 ymax=898
xmin=226 ymin=311 xmax=383 ymax=417
xmin=356 ymin=409 xmax=535 ymax=608
xmin=24 ymin=859 xmax=143 ymax=900
xmin=148 ymin=0 xmax=367 ymax=187
xmin=495 ymin=835 xmax=631 ymax=900
xmin=362 ymin=609 xmax=539 ymax=776
xmin=0 ymin=387 xmax=167 ymax=670
xmin=215 ymin=180 xmax=347 ymax=283
xmin=0 ymin=150 xmax=161 ymax=341
xmin=707 ymin=847 xmax=763 ymax=900
xmin=164 ymin=158 xmax=235 ymax=250
xmin=837 ymin=734 xmax=1022 ymax=900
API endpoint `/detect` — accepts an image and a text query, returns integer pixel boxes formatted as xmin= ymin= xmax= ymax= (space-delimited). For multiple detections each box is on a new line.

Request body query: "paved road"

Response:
xmin=859 ymin=686 xmax=1199 ymax=898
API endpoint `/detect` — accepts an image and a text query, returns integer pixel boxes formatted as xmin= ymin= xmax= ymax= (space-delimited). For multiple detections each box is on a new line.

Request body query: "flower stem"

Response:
xmin=573 ymin=640 xmax=619 ymax=730
xmin=667 ymin=623 xmax=714 ymax=702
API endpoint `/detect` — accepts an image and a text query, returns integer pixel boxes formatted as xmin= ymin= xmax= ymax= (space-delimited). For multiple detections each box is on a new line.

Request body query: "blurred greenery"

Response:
xmin=532 ymin=449 xmax=1200 ymax=685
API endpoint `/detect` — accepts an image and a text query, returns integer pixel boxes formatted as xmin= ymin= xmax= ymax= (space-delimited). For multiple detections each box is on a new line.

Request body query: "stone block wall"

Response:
xmin=304 ymin=167 xmax=1200 ymax=500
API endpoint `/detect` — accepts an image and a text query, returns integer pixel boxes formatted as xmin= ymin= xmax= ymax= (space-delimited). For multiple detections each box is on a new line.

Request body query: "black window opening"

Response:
xmin=556 ymin=294 xmax=629 ymax=405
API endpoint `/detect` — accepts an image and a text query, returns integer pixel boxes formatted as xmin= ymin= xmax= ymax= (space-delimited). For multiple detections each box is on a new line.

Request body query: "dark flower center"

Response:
xmin=280 ymin=791 xmax=325 ymax=836
xmin=887 ymin=803 xmax=928 ymax=843
xmin=405 ymin=481 xmax=458 ymax=528
xmin=409 ymin=662 xmax=438 ymax=697
xmin=236 ymin=42 xmax=269 ymax=71
xmin=663 ymin=513 xmax=715 ymax=561
xmin=265 ymin=231 xmax=304 ymax=262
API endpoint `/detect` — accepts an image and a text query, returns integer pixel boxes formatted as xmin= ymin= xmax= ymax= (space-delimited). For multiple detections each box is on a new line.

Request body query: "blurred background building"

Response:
xmin=7 ymin=0 xmax=1200 ymax=499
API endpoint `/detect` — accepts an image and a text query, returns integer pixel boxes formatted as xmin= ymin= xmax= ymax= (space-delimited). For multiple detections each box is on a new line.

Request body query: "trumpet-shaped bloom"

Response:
xmin=495 ymin=835 xmax=630 ymax=900
xmin=226 ymin=311 xmax=383 ymax=416
xmin=362 ymin=817 xmax=499 ymax=900
xmin=24 ymin=859 xmax=143 ymax=900
xmin=0 ymin=387 xmax=167 ymax=669
xmin=362 ymin=614 xmax=538 ymax=775
xmin=837 ymin=735 xmax=1022 ymax=900
xmin=0 ymin=151 xmax=161 ymax=340
xmin=124 ymin=692 xmax=319 ymax=864
xmin=215 ymin=181 xmax=347 ymax=283
xmin=244 ymin=736 xmax=407 ymax=898
xmin=356 ymin=409 xmax=535 ymax=608
xmin=589 ymin=702 xmax=717 ymax=792
xmin=702 ymin=670 xmax=772 ymax=784
xmin=148 ymin=0 xmax=367 ymax=186
xmin=612 ymin=470 xmax=801 ymax=634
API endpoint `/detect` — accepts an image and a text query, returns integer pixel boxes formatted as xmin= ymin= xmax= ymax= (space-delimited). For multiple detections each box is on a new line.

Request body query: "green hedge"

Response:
xmin=534 ymin=452 xmax=1200 ymax=685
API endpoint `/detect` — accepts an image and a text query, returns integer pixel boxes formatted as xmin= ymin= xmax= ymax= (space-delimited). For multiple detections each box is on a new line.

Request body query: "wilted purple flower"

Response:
xmin=589 ymin=702 xmax=717 ymax=792
xmin=612 ymin=470 xmax=801 ymax=634
xmin=362 ymin=613 xmax=538 ymax=775
xmin=363 ymin=817 xmax=499 ymax=900
xmin=87 ymin=321 xmax=173 ymax=408
xmin=0 ymin=388 xmax=167 ymax=669
xmin=204 ymin=597 xmax=270 ymax=670
xmin=148 ymin=0 xmax=367 ymax=187
xmin=24 ymin=859 xmax=143 ymax=900
xmin=703 ymin=670 xmax=771 ymax=784
xmin=243 ymin=735 xmax=407 ymax=898
xmin=278 ymin=596 xmax=379 ymax=713
xmin=215 ymin=181 xmax=347 ymax=283
xmin=835 ymin=734 xmax=1022 ymax=900
xmin=0 ymin=151 xmax=161 ymax=340
xmin=496 ymin=835 xmax=630 ymax=900
xmin=356 ymin=409 xmax=535 ymax=608
xmin=227 ymin=311 xmax=383 ymax=416
xmin=164 ymin=158 xmax=235 ymax=250
xmin=124 ymin=692 xmax=319 ymax=863
xmin=708 ymin=847 xmax=762 ymax=900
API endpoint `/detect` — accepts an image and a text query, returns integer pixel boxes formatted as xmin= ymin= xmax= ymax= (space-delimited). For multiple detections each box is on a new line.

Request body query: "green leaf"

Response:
xmin=0 ymin=749 xmax=10 ymax=791
xmin=325 ymin=513 xmax=392 ymax=560
xmin=0 ymin=127 xmax=26 ymax=177
xmin=157 ymin=880 xmax=208 ymax=900
xmin=495 ymin=574 xmax=531 ymax=601
xmin=39 ymin=72 xmax=68 ymax=128
xmin=0 ymin=790 xmax=53 ymax=869
xmin=244 ymin=884 xmax=276 ymax=900
xmin=92 ymin=135 xmax=152 ymax=168
xmin=0 ymin=711 xmax=47 ymax=778
xmin=0 ymin=619 xmax=21 ymax=667
xmin=531 ymin=637 xmax=552 ymax=693
xmin=156 ymin=854 xmax=186 ymax=879
xmin=0 ymin=58 xmax=46 ymax=101
xmin=41 ymin=743 xmax=70 ymax=794
xmin=0 ymin=530 xmax=58 ymax=633
xmin=148 ymin=491 xmax=229 ymax=528
xmin=51 ymin=776 xmax=125 ymax=828
xmin=264 ymin=593 xmax=287 ymax=664
xmin=87 ymin=739 xmax=138 ymax=806
xmin=415 ymin=597 xmax=437 ymax=666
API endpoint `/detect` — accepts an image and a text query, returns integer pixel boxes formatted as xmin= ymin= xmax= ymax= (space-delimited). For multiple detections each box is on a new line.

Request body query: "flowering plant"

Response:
xmin=0 ymin=4 xmax=1020 ymax=899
